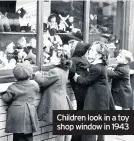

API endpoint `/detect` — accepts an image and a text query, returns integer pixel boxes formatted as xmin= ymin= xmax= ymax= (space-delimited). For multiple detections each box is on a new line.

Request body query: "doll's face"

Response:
xmin=44 ymin=46 xmax=50 ymax=54
xmin=69 ymin=17 xmax=74 ymax=23
xmin=51 ymin=17 xmax=56 ymax=23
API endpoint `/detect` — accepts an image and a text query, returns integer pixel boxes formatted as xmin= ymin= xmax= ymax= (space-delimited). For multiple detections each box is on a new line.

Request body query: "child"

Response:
xmin=69 ymin=42 xmax=91 ymax=110
xmin=34 ymin=48 xmax=73 ymax=141
xmin=73 ymin=41 xmax=113 ymax=141
xmin=69 ymin=42 xmax=90 ymax=141
xmin=2 ymin=63 xmax=39 ymax=141
xmin=108 ymin=49 xmax=133 ymax=110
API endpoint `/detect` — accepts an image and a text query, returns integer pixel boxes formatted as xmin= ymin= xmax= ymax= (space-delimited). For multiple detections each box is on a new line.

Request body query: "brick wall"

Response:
xmin=0 ymin=81 xmax=76 ymax=141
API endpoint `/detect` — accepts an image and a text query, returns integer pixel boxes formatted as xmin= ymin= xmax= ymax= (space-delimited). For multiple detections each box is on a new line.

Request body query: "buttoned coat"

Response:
xmin=2 ymin=80 xmax=39 ymax=133
xmin=34 ymin=67 xmax=73 ymax=123
xmin=77 ymin=63 xmax=111 ymax=110
xmin=108 ymin=64 xmax=132 ymax=108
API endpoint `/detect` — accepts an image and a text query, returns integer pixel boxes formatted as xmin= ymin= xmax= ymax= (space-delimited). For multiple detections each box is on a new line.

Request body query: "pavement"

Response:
xmin=105 ymin=135 xmax=134 ymax=141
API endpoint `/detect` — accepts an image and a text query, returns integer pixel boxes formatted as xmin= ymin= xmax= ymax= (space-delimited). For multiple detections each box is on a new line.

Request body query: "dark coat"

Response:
xmin=69 ymin=42 xmax=90 ymax=110
xmin=77 ymin=63 xmax=111 ymax=110
xmin=69 ymin=56 xmax=89 ymax=110
xmin=108 ymin=64 xmax=132 ymax=108
xmin=2 ymin=80 xmax=39 ymax=133
xmin=34 ymin=67 xmax=73 ymax=123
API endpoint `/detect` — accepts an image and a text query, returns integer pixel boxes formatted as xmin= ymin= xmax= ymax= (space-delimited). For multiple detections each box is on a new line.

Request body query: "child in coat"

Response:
xmin=2 ymin=63 xmax=39 ymax=141
xmin=34 ymin=48 xmax=73 ymax=141
xmin=69 ymin=42 xmax=91 ymax=110
xmin=69 ymin=42 xmax=90 ymax=141
xmin=73 ymin=41 xmax=114 ymax=141
xmin=108 ymin=49 xmax=133 ymax=110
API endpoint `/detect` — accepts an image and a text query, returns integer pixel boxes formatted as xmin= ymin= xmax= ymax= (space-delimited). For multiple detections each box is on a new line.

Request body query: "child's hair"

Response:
xmin=119 ymin=49 xmax=133 ymax=63
xmin=93 ymin=41 xmax=110 ymax=65
xmin=56 ymin=48 xmax=72 ymax=70
xmin=13 ymin=63 xmax=33 ymax=81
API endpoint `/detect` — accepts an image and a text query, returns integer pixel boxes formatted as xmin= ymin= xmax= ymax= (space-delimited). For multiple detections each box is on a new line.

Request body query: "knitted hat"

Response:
xmin=13 ymin=63 xmax=33 ymax=80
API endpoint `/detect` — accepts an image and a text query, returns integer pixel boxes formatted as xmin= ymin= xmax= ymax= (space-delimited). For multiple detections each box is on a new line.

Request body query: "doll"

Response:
xmin=47 ymin=14 xmax=58 ymax=31
xmin=66 ymin=16 xmax=74 ymax=32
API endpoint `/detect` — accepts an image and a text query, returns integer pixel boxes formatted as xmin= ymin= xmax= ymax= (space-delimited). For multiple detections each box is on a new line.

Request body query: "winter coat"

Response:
xmin=69 ymin=56 xmax=89 ymax=110
xmin=1 ymin=80 xmax=39 ymax=133
xmin=69 ymin=42 xmax=90 ymax=110
xmin=77 ymin=63 xmax=111 ymax=110
xmin=34 ymin=67 xmax=73 ymax=123
xmin=108 ymin=64 xmax=132 ymax=108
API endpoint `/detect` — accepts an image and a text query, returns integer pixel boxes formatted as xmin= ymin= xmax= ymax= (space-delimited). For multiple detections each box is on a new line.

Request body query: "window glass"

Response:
xmin=90 ymin=0 xmax=117 ymax=35
xmin=41 ymin=1 xmax=84 ymax=64
xmin=89 ymin=0 xmax=118 ymax=57
xmin=0 ymin=1 xmax=37 ymax=71
xmin=51 ymin=1 xmax=84 ymax=40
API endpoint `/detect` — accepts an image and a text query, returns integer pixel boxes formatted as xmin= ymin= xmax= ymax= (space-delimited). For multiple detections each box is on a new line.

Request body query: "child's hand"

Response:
xmin=107 ymin=67 xmax=114 ymax=71
xmin=34 ymin=71 xmax=43 ymax=76
xmin=73 ymin=73 xmax=80 ymax=82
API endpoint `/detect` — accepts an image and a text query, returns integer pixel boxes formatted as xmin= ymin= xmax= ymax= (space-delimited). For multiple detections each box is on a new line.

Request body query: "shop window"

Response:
xmin=0 ymin=1 xmax=38 ymax=72
xmin=50 ymin=1 xmax=84 ymax=41
xmin=41 ymin=1 xmax=84 ymax=65
xmin=89 ymin=0 xmax=118 ymax=57
xmin=89 ymin=1 xmax=117 ymax=35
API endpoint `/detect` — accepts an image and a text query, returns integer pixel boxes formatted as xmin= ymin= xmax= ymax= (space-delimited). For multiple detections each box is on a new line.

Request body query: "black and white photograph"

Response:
xmin=0 ymin=0 xmax=134 ymax=141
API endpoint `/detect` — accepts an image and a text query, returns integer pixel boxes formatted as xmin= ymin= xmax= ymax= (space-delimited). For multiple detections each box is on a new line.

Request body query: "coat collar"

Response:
xmin=117 ymin=64 xmax=128 ymax=67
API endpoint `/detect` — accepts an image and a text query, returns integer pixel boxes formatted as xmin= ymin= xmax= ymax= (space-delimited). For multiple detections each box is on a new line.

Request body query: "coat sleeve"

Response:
xmin=77 ymin=64 xmax=101 ymax=86
xmin=34 ymin=68 xmax=59 ymax=87
xmin=2 ymin=85 xmax=15 ymax=103
xmin=107 ymin=67 xmax=125 ymax=79
xmin=69 ymin=61 xmax=76 ymax=79
xmin=31 ymin=80 xmax=40 ymax=93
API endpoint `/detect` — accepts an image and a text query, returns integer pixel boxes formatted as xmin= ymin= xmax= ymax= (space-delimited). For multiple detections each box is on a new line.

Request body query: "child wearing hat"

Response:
xmin=108 ymin=49 xmax=133 ymax=110
xmin=69 ymin=42 xmax=90 ymax=141
xmin=69 ymin=42 xmax=91 ymax=110
xmin=2 ymin=63 xmax=39 ymax=141
xmin=73 ymin=41 xmax=114 ymax=141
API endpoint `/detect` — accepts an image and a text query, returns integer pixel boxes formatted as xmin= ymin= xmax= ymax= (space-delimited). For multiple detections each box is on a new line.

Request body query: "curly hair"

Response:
xmin=56 ymin=49 xmax=72 ymax=70
xmin=93 ymin=41 xmax=110 ymax=65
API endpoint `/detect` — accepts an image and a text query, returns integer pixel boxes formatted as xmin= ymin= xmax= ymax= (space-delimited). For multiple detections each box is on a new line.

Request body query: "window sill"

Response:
xmin=0 ymin=32 xmax=36 ymax=35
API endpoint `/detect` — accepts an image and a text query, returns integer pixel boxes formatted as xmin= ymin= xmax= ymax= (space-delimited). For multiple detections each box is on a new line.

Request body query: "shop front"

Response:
xmin=0 ymin=0 xmax=134 ymax=141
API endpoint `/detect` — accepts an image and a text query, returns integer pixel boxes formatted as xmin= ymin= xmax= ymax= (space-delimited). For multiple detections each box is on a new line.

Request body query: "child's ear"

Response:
xmin=124 ymin=59 xmax=129 ymax=64
xmin=97 ymin=53 xmax=102 ymax=59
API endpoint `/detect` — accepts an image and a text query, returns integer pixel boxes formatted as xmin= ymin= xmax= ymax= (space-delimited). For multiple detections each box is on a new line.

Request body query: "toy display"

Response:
xmin=58 ymin=14 xmax=70 ymax=32
xmin=0 ymin=7 xmax=35 ymax=32
xmin=0 ymin=12 xmax=11 ymax=32
xmin=0 ymin=12 xmax=83 ymax=70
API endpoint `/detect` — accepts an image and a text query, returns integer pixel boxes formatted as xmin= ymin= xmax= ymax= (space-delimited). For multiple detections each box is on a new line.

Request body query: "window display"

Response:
xmin=89 ymin=1 xmax=117 ymax=34
xmin=88 ymin=0 xmax=118 ymax=57
xmin=0 ymin=1 xmax=38 ymax=71
xmin=51 ymin=1 xmax=84 ymax=39
xmin=0 ymin=0 xmax=119 ymax=73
